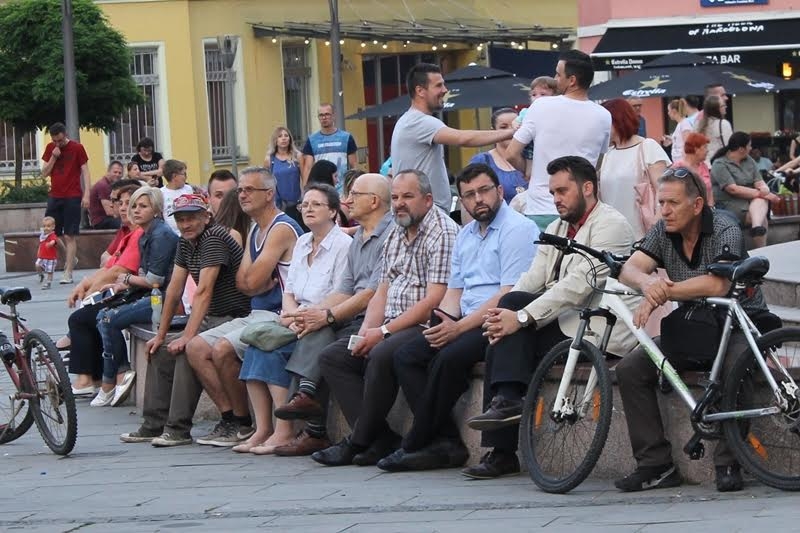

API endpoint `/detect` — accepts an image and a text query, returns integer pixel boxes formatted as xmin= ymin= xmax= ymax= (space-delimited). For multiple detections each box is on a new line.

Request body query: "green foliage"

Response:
xmin=0 ymin=177 xmax=50 ymax=204
xmin=0 ymin=0 xmax=144 ymax=133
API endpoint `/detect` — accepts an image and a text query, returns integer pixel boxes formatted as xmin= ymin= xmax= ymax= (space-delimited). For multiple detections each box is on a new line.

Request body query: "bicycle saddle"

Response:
xmin=0 ymin=287 xmax=32 ymax=305
xmin=706 ymin=256 xmax=770 ymax=284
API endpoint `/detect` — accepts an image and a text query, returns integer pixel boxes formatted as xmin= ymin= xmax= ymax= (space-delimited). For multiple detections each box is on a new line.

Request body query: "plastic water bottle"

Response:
xmin=150 ymin=284 xmax=163 ymax=330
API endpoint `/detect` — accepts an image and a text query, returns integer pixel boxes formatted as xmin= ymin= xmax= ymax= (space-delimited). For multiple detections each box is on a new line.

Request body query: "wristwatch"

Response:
xmin=325 ymin=309 xmax=336 ymax=326
xmin=517 ymin=310 xmax=532 ymax=328
xmin=380 ymin=324 xmax=392 ymax=339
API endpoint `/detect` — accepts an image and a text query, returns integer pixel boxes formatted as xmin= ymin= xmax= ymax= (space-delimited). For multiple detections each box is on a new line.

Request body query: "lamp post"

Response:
xmin=61 ymin=0 xmax=79 ymax=140
xmin=217 ymin=35 xmax=239 ymax=174
xmin=328 ymin=0 xmax=345 ymax=130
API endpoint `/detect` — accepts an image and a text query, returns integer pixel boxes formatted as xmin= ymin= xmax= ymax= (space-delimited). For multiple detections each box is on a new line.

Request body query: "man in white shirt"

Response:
xmin=390 ymin=63 xmax=514 ymax=213
xmin=505 ymin=50 xmax=611 ymax=232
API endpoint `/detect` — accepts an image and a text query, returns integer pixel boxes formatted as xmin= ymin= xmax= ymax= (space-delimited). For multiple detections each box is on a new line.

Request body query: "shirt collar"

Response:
xmin=567 ymin=201 xmax=597 ymax=238
xmin=467 ymin=201 xmax=509 ymax=236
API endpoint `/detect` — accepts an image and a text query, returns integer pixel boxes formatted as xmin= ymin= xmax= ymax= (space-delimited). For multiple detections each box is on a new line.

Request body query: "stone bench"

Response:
xmin=3 ymin=229 xmax=117 ymax=272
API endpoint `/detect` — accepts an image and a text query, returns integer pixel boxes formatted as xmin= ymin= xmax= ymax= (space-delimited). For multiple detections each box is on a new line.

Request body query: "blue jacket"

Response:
xmin=138 ymin=217 xmax=179 ymax=289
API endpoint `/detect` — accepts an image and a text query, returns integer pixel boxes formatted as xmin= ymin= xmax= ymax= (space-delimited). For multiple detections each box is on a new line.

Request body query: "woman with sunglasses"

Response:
xmin=710 ymin=131 xmax=781 ymax=248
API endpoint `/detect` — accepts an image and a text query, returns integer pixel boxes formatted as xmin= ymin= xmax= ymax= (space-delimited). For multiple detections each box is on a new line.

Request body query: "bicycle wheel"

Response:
xmin=722 ymin=327 xmax=800 ymax=491
xmin=520 ymin=338 xmax=612 ymax=493
xmin=0 ymin=357 xmax=33 ymax=444
xmin=24 ymin=330 xmax=77 ymax=455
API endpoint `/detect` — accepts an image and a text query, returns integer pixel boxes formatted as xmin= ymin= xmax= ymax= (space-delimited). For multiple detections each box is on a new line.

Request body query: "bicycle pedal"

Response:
xmin=688 ymin=442 xmax=705 ymax=460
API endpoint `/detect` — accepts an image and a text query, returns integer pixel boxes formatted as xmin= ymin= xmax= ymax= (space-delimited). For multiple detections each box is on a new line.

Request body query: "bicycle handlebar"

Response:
xmin=536 ymin=233 xmax=628 ymax=276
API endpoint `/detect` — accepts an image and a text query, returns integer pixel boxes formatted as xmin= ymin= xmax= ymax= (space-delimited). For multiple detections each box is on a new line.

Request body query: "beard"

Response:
xmin=469 ymin=201 xmax=500 ymax=223
xmin=559 ymin=194 xmax=587 ymax=225
xmin=394 ymin=210 xmax=425 ymax=228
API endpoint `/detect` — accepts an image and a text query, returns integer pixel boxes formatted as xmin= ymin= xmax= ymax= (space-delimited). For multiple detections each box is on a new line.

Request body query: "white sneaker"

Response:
xmin=111 ymin=370 xmax=136 ymax=407
xmin=90 ymin=388 xmax=115 ymax=407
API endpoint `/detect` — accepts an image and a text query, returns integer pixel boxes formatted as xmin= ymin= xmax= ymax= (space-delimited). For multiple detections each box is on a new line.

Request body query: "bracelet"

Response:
xmin=123 ymin=273 xmax=132 ymax=286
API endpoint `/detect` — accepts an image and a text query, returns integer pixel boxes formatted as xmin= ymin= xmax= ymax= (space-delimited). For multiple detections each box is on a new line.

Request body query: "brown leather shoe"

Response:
xmin=274 ymin=392 xmax=324 ymax=420
xmin=274 ymin=430 xmax=331 ymax=457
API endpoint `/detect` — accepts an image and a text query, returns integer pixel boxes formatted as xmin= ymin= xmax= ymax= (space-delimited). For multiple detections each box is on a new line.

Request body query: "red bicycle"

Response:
xmin=0 ymin=287 xmax=77 ymax=455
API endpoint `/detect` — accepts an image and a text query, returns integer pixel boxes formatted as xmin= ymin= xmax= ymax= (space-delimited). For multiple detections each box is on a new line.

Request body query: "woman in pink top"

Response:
xmin=673 ymin=132 xmax=714 ymax=206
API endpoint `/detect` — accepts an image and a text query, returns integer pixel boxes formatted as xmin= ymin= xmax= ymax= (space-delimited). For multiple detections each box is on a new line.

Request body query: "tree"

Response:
xmin=0 ymin=0 xmax=143 ymax=186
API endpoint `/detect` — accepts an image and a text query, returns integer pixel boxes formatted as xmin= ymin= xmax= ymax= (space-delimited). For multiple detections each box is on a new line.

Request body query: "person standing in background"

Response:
xmin=301 ymin=104 xmax=358 ymax=196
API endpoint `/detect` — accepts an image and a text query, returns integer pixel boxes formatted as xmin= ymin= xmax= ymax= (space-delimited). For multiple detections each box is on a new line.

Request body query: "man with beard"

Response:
xmin=391 ymin=63 xmax=515 ymax=213
xmin=312 ymin=169 xmax=459 ymax=467
xmin=464 ymin=156 xmax=640 ymax=479
xmin=376 ymin=163 xmax=538 ymax=472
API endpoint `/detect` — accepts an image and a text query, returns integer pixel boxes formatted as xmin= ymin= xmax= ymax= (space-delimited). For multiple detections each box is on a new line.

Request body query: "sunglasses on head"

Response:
xmin=661 ymin=167 xmax=706 ymax=201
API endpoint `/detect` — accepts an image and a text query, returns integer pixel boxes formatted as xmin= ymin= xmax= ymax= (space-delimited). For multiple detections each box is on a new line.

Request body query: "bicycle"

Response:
xmin=0 ymin=286 xmax=77 ymax=455
xmin=520 ymin=233 xmax=800 ymax=493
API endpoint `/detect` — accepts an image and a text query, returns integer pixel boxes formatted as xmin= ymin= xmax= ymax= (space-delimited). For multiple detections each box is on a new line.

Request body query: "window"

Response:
xmin=109 ymin=48 xmax=160 ymax=162
xmin=0 ymin=121 xmax=38 ymax=175
xmin=205 ymin=42 xmax=237 ymax=161
xmin=283 ymin=44 xmax=311 ymax=145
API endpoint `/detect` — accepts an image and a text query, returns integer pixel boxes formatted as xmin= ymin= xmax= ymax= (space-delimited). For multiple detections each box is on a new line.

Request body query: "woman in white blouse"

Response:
xmin=234 ymin=183 xmax=352 ymax=454
xmin=695 ymin=95 xmax=732 ymax=165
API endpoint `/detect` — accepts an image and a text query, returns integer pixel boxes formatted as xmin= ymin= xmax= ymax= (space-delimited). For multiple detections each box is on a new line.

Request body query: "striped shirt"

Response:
xmin=175 ymin=223 xmax=251 ymax=318
xmin=380 ymin=206 xmax=459 ymax=320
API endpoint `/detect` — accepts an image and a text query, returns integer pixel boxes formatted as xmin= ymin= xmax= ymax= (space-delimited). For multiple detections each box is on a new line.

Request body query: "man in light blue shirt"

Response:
xmin=377 ymin=162 xmax=538 ymax=472
xmin=302 ymin=103 xmax=358 ymax=195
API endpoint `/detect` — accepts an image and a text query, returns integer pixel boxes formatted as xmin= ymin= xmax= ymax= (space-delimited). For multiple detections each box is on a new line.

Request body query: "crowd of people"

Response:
xmin=32 ymin=49 xmax=787 ymax=495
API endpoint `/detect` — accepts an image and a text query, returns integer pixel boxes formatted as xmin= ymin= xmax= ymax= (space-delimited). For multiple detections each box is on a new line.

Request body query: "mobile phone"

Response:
xmin=430 ymin=308 xmax=459 ymax=328
xmin=101 ymin=287 xmax=116 ymax=300
xmin=81 ymin=291 xmax=104 ymax=307
xmin=347 ymin=335 xmax=365 ymax=351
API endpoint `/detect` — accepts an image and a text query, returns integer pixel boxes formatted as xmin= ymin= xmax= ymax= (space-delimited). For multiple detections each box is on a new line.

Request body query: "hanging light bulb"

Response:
xmin=382 ymin=43 xmax=388 ymax=49
xmin=373 ymin=39 xmax=379 ymax=45
xmin=360 ymin=42 xmax=367 ymax=48
xmin=442 ymin=43 xmax=447 ymax=49
xmin=432 ymin=45 xmax=438 ymax=51
xmin=304 ymin=38 xmax=310 ymax=45
xmin=325 ymin=40 xmax=330 ymax=46
xmin=271 ymin=37 xmax=277 ymax=44
xmin=477 ymin=43 xmax=483 ymax=50
xmin=339 ymin=39 xmax=345 ymax=45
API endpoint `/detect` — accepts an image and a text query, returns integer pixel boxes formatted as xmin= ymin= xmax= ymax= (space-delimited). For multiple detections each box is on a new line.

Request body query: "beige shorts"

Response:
xmin=197 ymin=309 xmax=279 ymax=359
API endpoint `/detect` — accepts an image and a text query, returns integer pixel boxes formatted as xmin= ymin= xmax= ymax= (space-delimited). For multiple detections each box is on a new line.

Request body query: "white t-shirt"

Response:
xmin=513 ymin=96 xmax=611 ymax=216
xmin=390 ymin=108 xmax=451 ymax=212
xmin=599 ymin=138 xmax=670 ymax=239
xmin=160 ymin=184 xmax=195 ymax=235
xmin=671 ymin=117 xmax=695 ymax=162
xmin=697 ymin=117 xmax=733 ymax=165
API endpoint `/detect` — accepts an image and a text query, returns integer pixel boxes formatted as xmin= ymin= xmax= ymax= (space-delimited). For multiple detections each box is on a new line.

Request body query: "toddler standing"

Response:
xmin=36 ymin=216 xmax=58 ymax=290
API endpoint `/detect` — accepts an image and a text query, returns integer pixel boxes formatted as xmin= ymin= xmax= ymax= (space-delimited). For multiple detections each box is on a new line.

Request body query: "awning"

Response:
xmin=592 ymin=17 xmax=800 ymax=69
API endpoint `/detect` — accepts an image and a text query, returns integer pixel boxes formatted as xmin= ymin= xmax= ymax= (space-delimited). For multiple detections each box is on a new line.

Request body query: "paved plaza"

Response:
xmin=2 ymin=239 xmax=800 ymax=532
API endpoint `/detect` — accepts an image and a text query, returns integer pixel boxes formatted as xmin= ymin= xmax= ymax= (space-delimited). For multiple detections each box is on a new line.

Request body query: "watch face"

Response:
xmin=517 ymin=310 xmax=529 ymax=324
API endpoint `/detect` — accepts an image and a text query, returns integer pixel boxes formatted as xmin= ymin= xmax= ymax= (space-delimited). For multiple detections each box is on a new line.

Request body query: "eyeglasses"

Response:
xmin=299 ymin=201 xmax=330 ymax=212
xmin=460 ymin=184 xmax=497 ymax=202
xmin=661 ymin=167 xmax=706 ymax=201
xmin=318 ymin=113 xmax=333 ymax=118
xmin=348 ymin=190 xmax=376 ymax=199
xmin=236 ymin=186 xmax=272 ymax=196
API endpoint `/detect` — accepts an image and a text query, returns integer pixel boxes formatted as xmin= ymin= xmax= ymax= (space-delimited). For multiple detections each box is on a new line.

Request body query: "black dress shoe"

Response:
xmin=378 ymin=438 xmax=469 ymax=472
xmin=311 ymin=437 xmax=364 ymax=467
xmin=461 ymin=449 xmax=520 ymax=479
xmin=467 ymin=395 xmax=523 ymax=431
xmin=352 ymin=431 xmax=401 ymax=466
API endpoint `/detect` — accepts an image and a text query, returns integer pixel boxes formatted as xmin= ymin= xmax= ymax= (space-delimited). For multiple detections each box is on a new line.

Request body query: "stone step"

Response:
xmin=772 ymin=304 xmax=800 ymax=328
xmin=754 ymin=241 xmax=800 ymax=309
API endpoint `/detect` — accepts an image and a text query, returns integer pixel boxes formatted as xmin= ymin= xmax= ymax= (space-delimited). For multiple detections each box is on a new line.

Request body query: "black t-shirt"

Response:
xmin=131 ymin=152 xmax=164 ymax=187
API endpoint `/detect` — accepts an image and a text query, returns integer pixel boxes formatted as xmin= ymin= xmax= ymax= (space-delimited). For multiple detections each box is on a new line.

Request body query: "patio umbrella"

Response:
xmin=588 ymin=51 xmax=784 ymax=99
xmin=347 ymin=65 xmax=531 ymax=120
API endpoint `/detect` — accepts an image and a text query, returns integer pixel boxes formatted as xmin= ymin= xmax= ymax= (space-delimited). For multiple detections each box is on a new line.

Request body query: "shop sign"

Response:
xmin=701 ymin=0 xmax=768 ymax=6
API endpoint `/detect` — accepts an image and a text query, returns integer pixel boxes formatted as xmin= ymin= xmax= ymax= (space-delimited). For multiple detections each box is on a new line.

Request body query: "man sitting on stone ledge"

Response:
xmin=120 ymin=193 xmax=251 ymax=447
xmin=186 ymin=167 xmax=303 ymax=448
xmin=312 ymin=169 xmax=459 ymax=467
xmin=466 ymin=156 xmax=639 ymax=479
xmin=378 ymin=163 xmax=538 ymax=472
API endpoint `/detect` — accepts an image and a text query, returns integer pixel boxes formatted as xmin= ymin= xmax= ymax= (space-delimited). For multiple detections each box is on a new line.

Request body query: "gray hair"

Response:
xmin=240 ymin=166 xmax=276 ymax=189
xmin=394 ymin=168 xmax=432 ymax=196
xmin=128 ymin=186 xmax=164 ymax=218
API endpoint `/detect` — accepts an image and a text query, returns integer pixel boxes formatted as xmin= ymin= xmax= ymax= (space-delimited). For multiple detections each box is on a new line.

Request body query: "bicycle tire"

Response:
xmin=25 ymin=330 xmax=77 ymax=455
xmin=0 ymin=357 xmax=34 ymax=444
xmin=722 ymin=327 xmax=800 ymax=491
xmin=520 ymin=338 xmax=612 ymax=493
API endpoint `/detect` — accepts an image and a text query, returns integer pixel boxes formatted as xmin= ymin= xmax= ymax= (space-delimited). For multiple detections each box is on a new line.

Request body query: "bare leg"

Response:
xmin=186 ymin=337 xmax=232 ymax=413
xmin=211 ymin=339 xmax=248 ymax=417
xmin=747 ymin=199 xmax=770 ymax=248
xmin=63 ymin=235 xmax=77 ymax=278
xmin=252 ymin=384 xmax=295 ymax=453
xmin=235 ymin=381 xmax=274 ymax=451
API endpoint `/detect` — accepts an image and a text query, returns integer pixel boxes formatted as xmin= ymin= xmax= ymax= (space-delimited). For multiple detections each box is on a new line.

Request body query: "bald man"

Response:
xmin=269 ymin=174 xmax=395 ymax=456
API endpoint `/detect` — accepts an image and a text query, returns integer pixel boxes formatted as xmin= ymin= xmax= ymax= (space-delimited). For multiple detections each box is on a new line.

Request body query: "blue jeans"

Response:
xmin=96 ymin=297 xmax=151 ymax=384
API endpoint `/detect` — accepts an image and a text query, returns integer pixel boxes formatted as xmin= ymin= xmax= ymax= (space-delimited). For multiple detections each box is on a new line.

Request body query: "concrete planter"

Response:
xmin=0 ymin=202 xmax=47 ymax=233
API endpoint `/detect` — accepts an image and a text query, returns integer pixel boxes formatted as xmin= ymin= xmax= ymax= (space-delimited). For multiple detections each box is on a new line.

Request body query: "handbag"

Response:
xmin=660 ymin=304 xmax=723 ymax=369
xmin=239 ymin=320 xmax=297 ymax=352
xmin=633 ymin=141 xmax=659 ymax=233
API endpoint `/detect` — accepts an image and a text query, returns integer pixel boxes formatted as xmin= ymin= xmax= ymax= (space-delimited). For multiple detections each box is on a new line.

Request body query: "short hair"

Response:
xmin=456 ymin=163 xmax=500 ymax=195
xmin=682 ymin=95 xmax=702 ymax=110
xmin=406 ymin=63 xmax=442 ymax=98
xmin=42 ymin=216 xmax=55 ymax=225
xmin=163 ymin=159 xmax=187 ymax=182
xmin=530 ymin=76 xmax=557 ymax=93
xmin=240 ymin=166 xmax=276 ymax=190
xmin=135 ymin=137 xmax=155 ymax=151
xmin=304 ymin=182 xmax=341 ymax=213
xmin=48 ymin=122 xmax=66 ymax=136
xmin=108 ymin=160 xmax=124 ymax=171
xmin=208 ymin=169 xmax=237 ymax=190
xmin=490 ymin=107 xmax=517 ymax=129
xmin=129 ymin=186 xmax=164 ymax=217
xmin=308 ymin=160 xmax=338 ymax=187
xmin=659 ymin=166 xmax=706 ymax=203
xmin=319 ymin=102 xmax=334 ymax=112
xmin=111 ymin=178 xmax=143 ymax=192
xmin=559 ymin=49 xmax=594 ymax=90
xmin=601 ymin=98 xmax=639 ymax=141
xmin=546 ymin=156 xmax=598 ymax=197
xmin=394 ymin=168 xmax=433 ymax=196
xmin=683 ymin=132 xmax=709 ymax=155
xmin=726 ymin=131 xmax=751 ymax=152
xmin=705 ymin=84 xmax=724 ymax=96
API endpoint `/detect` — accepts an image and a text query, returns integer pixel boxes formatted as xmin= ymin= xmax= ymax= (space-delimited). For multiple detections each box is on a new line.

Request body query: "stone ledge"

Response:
xmin=4 ymin=229 xmax=117 ymax=272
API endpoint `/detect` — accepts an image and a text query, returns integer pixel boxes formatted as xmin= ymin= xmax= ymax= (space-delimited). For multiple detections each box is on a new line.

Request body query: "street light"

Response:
xmin=61 ymin=0 xmax=79 ymax=139
xmin=217 ymin=35 xmax=239 ymax=174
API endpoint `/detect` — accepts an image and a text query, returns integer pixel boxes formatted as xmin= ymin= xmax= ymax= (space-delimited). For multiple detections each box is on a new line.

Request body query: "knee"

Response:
xmin=211 ymin=339 xmax=237 ymax=367
xmin=186 ymin=336 xmax=211 ymax=363
xmin=497 ymin=291 xmax=533 ymax=311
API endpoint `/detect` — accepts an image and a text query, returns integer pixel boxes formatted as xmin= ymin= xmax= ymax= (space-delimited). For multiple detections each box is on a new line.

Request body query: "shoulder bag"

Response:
xmin=633 ymin=141 xmax=658 ymax=233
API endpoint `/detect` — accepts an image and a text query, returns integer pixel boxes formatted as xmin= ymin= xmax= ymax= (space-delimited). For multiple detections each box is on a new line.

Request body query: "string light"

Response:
xmin=442 ymin=43 xmax=447 ymax=49
xmin=325 ymin=40 xmax=330 ymax=46
xmin=432 ymin=45 xmax=438 ymax=51
xmin=360 ymin=42 xmax=366 ymax=48
xmin=271 ymin=37 xmax=277 ymax=44
xmin=382 ymin=43 xmax=388 ymax=49
xmin=304 ymin=38 xmax=310 ymax=45
xmin=373 ymin=39 xmax=379 ymax=45
xmin=477 ymin=43 xmax=483 ymax=50
xmin=339 ymin=39 xmax=345 ymax=45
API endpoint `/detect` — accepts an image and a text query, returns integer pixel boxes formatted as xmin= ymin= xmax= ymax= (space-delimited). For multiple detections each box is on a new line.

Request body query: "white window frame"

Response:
xmin=202 ymin=36 xmax=248 ymax=164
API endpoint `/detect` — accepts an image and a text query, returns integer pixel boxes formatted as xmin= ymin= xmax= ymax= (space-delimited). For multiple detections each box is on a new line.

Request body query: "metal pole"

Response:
xmin=225 ymin=72 xmax=238 ymax=174
xmin=329 ymin=0 xmax=345 ymax=130
xmin=61 ymin=0 xmax=79 ymax=140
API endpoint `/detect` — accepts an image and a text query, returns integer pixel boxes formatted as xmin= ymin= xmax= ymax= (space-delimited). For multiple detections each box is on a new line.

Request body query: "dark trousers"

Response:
xmin=394 ymin=327 xmax=487 ymax=451
xmin=615 ymin=333 xmax=748 ymax=468
xmin=91 ymin=217 xmax=121 ymax=230
xmin=67 ymin=303 xmax=105 ymax=380
xmin=480 ymin=291 xmax=567 ymax=452
xmin=319 ymin=326 xmax=423 ymax=448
